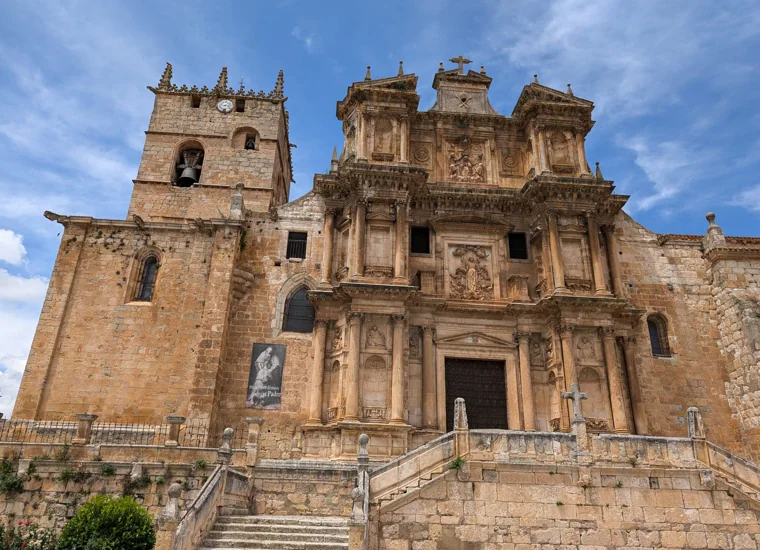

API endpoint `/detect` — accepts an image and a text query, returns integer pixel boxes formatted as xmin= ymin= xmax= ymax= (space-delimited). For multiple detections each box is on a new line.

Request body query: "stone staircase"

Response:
xmin=199 ymin=515 xmax=349 ymax=550
xmin=375 ymin=462 xmax=450 ymax=507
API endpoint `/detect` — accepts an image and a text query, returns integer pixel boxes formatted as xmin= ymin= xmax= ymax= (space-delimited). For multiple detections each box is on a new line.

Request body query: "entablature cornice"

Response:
xmin=705 ymin=246 xmax=760 ymax=263
xmin=42 ymin=211 xmax=244 ymax=232
xmin=427 ymin=213 xmax=514 ymax=234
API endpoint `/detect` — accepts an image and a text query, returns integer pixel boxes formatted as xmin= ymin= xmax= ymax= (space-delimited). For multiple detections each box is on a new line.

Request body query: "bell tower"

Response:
xmin=128 ymin=64 xmax=293 ymax=221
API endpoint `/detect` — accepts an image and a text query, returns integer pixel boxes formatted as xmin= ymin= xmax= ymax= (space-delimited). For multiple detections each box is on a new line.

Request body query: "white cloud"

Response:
xmin=0 ymin=297 xmax=44 ymax=417
xmin=291 ymin=26 xmax=319 ymax=54
xmin=734 ymin=184 xmax=760 ymax=212
xmin=0 ymin=229 xmax=27 ymax=265
xmin=0 ymin=269 xmax=48 ymax=303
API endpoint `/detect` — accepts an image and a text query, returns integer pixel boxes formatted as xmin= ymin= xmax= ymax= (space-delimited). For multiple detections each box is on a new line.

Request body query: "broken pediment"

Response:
xmin=429 ymin=213 xmax=513 ymax=233
xmin=436 ymin=331 xmax=515 ymax=349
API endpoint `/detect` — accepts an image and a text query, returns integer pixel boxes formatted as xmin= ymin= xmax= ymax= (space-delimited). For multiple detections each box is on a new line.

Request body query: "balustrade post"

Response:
xmin=245 ymin=417 xmax=264 ymax=467
xmin=73 ymin=413 xmax=97 ymax=445
xmin=165 ymin=415 xmax=186 ymax=447
xmin=217 ymin=427 xmax=234 ymax=465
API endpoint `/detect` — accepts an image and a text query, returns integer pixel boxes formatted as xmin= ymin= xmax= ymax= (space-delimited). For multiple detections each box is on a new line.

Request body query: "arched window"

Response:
xmin=135 ymin=255 xmax=160 ymax=302
xmin=647 ymin=314 xmax=671 ymax=357
xmin=283 ymin=287 xmax=315 ymax=333
xmin=174 ymin=142 xmax=204 ymax=187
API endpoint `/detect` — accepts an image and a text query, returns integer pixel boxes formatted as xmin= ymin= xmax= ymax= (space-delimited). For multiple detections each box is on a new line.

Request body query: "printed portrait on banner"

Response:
xmin=246 ymin=343 xmax=287 ymax=409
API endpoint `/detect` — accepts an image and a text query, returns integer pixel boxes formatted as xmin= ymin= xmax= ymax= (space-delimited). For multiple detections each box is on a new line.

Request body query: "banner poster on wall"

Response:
xmin=246 ymin=343 xmax=286 ymax=409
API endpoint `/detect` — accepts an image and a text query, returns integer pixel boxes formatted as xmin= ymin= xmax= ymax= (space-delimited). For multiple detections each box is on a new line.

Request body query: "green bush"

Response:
xmin=0 ymin=460 xmax=24 ymax=495
xmin=56 ymin=495 xmax=155 ymax=550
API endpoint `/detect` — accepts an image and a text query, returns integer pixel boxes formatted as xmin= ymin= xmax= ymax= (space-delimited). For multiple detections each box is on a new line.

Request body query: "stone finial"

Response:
xmin=330 ymin=146 xmax=339 ymax=173
xmin=438 ymin=62 xmax=445 ymax=72
xmin=214 ymin=67 xmax=228 ymax=93
xmin=398 ymin=61 xmax=404 ymax=76
xmin=358 ymin=433 xmax=369 ymax=460
xmin=453 ymin=398 xmax=468 ymax=431
xmin=706 ymin=212 xmax=717 ymax=227
xmin=162 ymin=482 xmax=182 ymax=521
xmin=567 ymin=83 xmax=574 ymax=96
xmin=533 ymin=74 xmax=539 ymax=84
xmin=595 ymin=161 xmax=604 ymax=180
xmin=273 ymin=69 xmax=285 ymax=98
xmin=687 ymin=407 xmax=706 ymax=439
xmin=221 ymin=427 xmax=233 ymax=451
xmin=562 ymin=384 xmax=588 ymax=421
xmin=703 ymin=211 xmax=726 ymax=249
xmin=365 ymin=66 xmax=372 ymax=81
xmin=217 ymin=427 xmax=234 ymax=464
xmin=158 ymin=62 xmax=173 ymax=89
xmin=480 ymin=65 xmax=486 ymax=75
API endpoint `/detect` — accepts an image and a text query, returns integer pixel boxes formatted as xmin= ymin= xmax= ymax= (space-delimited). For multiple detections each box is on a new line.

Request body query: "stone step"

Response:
xmin=215 ymin=515 xmax=348 ymax=527
xmin=200 ymin=540 xmax=348 ymax=550
xmin=211 ymin=524 xmax=347 ymax=535
xmin=206 ymin=530 xmax=348 ymax=543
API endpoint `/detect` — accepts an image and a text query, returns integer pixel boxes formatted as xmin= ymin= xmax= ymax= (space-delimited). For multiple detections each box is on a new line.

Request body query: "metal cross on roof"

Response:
xmin=449 ymin=55 xmax=472 ymax=75
xmin=561 ymin=383 xmax=588 ymax=421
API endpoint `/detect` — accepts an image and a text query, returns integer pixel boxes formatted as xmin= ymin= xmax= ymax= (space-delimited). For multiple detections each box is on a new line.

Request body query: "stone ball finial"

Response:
xmin=168 ymin=482 xmax=182 ymax=499
xmin=533 ymin=74 xmax=539 ymax=84
xmin=439 ymin=62 xmax=445 ymax=72
xmin=706 ymin=212 xmax=716 ymax=226
xmin=223 ymin=427 xmax=234 ymax=439
xmin=359 ymin=433 xmax=369 ymax=447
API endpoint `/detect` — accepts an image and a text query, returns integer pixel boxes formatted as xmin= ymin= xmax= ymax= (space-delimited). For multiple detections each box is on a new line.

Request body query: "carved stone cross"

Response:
xmin=562 ymin=383 xmax=588 ymax=421
xmin=450 ymin=55 xmax=472 ymax=75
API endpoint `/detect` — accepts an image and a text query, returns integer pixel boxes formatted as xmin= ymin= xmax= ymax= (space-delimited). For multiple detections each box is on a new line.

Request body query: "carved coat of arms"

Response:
xmin=446 ymin=141 xmax=486 ymax=183
xmin=449 ymin=245 xmax=494 ymax=300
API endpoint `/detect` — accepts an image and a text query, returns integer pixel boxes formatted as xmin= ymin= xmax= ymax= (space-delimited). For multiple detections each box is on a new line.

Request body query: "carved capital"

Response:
xmin=514 ymin=331 xmax=531 ymax=343
xmin=314 ymin=319 xmax=329 ymax=330
xmin=394 ymin=199 xmax=407 ymax=209
xmin=602 ymin=224 xmax=616 ymax=235
xmin=356 ymin=198 xmax=370 ymax=208
xmin=390 ymin=314 xmax=407 ymax=325
xmin=325 ymin=207 xmax=340 ymax=217
xmin=422 ymin=325 xmax=436 ymax=338
xmin=598 ymin=326 xmax=616 ymax=339
xmin=585 ymin=210 xmax=598 ymax=220
xmin=625 ymin=335 xmax=636 ymax=346
xmin=347 ymin=312 xmax=363 ymax=324
xmin=557 ymin=323 xmax=575 ymax=338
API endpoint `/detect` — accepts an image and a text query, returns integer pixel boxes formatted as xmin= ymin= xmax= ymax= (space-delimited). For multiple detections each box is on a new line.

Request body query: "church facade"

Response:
xmin=12 ymin=57 xmax=760 ymax=465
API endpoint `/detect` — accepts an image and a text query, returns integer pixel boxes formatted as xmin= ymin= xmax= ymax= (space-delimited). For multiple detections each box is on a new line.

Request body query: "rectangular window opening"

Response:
xmin=235 ymin=99 xmax=245 ymax=112
xmin=508 ymin=232 xmax=529 ymax=260
xmin=191 ymin=95 xmax=201 ymax=108
xmin=286 ymin=231 xmax=308 ymax=259
xmin=410 ymin=227 xmax=431 ymax=255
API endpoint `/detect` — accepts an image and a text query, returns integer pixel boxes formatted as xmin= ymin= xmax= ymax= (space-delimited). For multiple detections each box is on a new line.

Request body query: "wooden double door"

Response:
xmin=445 ymin=358 xmax=508 ymax=432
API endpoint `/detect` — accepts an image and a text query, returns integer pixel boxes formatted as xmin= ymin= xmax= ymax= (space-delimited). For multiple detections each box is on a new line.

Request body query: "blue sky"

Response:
xmin=0 ymin=0 xmax=758 ymax=416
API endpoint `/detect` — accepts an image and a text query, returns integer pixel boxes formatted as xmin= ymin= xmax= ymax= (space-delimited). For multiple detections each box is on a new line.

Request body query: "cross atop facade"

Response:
xmin=562 ymin=383 xmax=588 ymax=421
xmin=449 ymin=55 xmax=472 ymax=75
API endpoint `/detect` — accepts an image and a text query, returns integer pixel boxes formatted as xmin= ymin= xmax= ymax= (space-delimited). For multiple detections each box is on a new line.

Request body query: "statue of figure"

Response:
xmin=331 ymin=327 xmax=343 ymax=350
xmin=466 ymin=258 xmax=478 ymax=295
xmin=530 ymin=341 xmax=543 ymax=365
xmin=576 ymin=337 xmax=596 ymax=361
xmin=449 ymin=153 xmax=459 ymax=178
xmin=366 ymin=325 xmax=386 ymax=348
xmin=472 ymin=154 xmax=485 ymax=180
xmin=460 ymin=154 xmax=472 ymax=178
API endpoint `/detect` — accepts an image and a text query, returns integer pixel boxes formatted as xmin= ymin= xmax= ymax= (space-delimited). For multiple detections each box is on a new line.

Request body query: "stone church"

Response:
xmin=9 ymin=56 xmax=760 ymax=549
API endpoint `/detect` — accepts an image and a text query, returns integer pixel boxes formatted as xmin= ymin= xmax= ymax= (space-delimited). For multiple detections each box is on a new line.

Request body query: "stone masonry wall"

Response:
xmin=615 ymin=213 xmax=743 ymax=452
xmin=713 ymin=258 xmax=760 ymax=460
xmin=377 ymin=462 xmax=760 ymax=550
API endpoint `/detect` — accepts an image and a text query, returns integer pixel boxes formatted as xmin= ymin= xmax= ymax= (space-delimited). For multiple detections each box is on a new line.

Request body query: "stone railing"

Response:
xmin=172 ymin=464 xmax=226 ymax=550
xmin=468 ymin=429 xmax=576 ymax=463
xmin=697 ymin=439 xmax=760 ymax=496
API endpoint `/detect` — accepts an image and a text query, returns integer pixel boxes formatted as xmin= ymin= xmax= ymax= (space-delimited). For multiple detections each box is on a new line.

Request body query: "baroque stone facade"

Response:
xmin=11 ymin=58 xmax=760 ymax=469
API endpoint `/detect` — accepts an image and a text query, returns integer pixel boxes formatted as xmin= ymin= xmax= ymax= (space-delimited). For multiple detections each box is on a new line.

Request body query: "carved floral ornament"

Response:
xmin=449 ymin=245 xmax=494 ymax=300
xmin=413 ymin=146 xmax=430 ymax=163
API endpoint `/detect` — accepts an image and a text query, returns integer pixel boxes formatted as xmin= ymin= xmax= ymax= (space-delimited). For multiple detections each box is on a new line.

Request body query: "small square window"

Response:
xmin=286 ymin=231 xmax=307 ymax=259
xmin=508 ymin=232 xmax=528 ymax=260
xmin=191 ymin=95 xmax=201 ymax=108
xmin=235 ymin=99 xmax=245 ymax=112
xmin=410 ymin=227 xmax=430 ymax=255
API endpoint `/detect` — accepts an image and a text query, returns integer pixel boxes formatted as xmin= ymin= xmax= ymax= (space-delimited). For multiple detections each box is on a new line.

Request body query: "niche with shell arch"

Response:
xmin=578 ymin=367 xmax=608 ymax=423
xmin=360 ymin=355 xmax=390 ymax=422
xmin=232 ymin=127 xmax=260 ymax=151
xmin=173 ymin=139 xmax=205 ymax=187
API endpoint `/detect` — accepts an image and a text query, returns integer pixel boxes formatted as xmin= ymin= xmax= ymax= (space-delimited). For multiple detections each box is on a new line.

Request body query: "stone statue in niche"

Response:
xmin=446 ymin=141 xmax=486 ymax=183
xmin=549 ymin=131 xmax=573 ymax=172
xmin=366 ymin=325 xmax=386 ymax=348
xmin=545 ymin=338 xmax=554 ymax=361
xmin=373 ymin=118 xmax=393 ymax=158
xmin=409 ymin=330 xmax=420 ymax=358
xmin=344 ymin=125 xmax=356 ymax=157
xmin=576 ymin=336 xmax=596 ymax=362
xmin=530 ymin=340 xmax=543 ymax=365
xmin=449 ymin=245 xmax=494 ymax=300
xmin=331 ymin=327 xmax=343 ymax=351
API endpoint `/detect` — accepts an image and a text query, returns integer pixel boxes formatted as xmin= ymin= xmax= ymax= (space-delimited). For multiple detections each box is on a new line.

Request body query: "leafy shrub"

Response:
xmin=56 ymin=495 xmax=155 ymax=550
xmin=0 ymin=460 xmax=24 ymax=495
xmin=99 ymin=464 xmax=116 ymax=477
xmin=0 ymin=520 xmax=57 ymax=549
xmin=449 ymin=456 xmax=466 ymax=471
xmin=123 ymin=474 xmax=151 ymax=496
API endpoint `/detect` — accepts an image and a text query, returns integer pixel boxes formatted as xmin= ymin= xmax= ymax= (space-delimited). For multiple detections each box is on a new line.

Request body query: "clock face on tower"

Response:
xmin=216 ymin=99 xmax=234 ymax=113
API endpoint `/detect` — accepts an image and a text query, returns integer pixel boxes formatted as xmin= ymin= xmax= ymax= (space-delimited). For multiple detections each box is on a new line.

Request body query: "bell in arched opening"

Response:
xmin=175 ymin=149 xmax=204 ymax=187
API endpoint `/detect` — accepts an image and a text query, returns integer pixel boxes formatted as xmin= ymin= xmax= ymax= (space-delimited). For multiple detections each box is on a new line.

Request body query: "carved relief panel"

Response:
xmin=445 ymin=139 xmax=487 ymax=183
xmin=448 ymin=245 xmax=494 ymax=300
xmin=360 ymin=355 xmax=390 ymax=422
xmin=547 ymin=130 xmax=575 ymax=175
xmin=560 ymin=215 xmax=592 ymax=291
xmin=371 ymin=117 xmax=395 ymax=162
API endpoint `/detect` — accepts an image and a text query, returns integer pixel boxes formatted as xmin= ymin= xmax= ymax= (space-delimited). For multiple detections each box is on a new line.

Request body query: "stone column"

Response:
xmin=164 ymin=415 xmax=186 ymax=447
xmin=352 ymin=200 xmax=367 ymax=279
xmin=399 ymin=116 xmax=408 ymax=163
xmin=547 ymin=213 xmax=566 ymax=292
xmin=575 ymin=132 xmax=591 ymax=175
xmin=540 ymin=229 xmax=555 ymax=294
xmin=516 ymin=332 xmax=536 ymax=430
xmin=307 ymin=320 xmax=329 ymax=424
xmin=321 ymin=209 xmax=336 ymax=286
xmin=394 ymin=200 xmax=407 ymax=282
xmin=357 ymin=111 xmax=367 ymax=161
xmin=537 ymin=127 xmax=549 ymax=173
xmin=603 ymin=225 xmax=623 ymax=298
xmin=390 ymin=314 xmax=406 ymax=424
xmin=421 ymin=326 xmax=437 ymax=429
xmin=506 ymin=347 xmax=521 ymax=430
xmin=622 ymin=336 xmax=648 ymax=434
xmin=73 ymin=413 xmax=97 ymax=444
xmin=559 ymin=325 xmax=577 ymax=431
xmin=344 ymin=313 xmax=363 ymax=421
xmin=600 ymin=328 xmax=629 ymax=433
xmin=530 ymin=127 xmax=540 ymax=174
xmin=586 ymin=212 xmax=609 ymax=295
